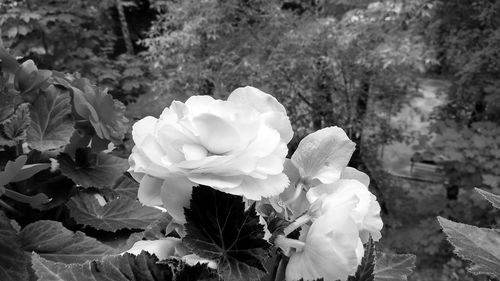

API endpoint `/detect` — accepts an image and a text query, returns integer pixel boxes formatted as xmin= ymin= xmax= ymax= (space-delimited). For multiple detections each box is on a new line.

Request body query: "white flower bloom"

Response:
xmin=307 ymin=179 xmax=383 ymax=242
xmin=285 ymin=200 xmax=364 ymax=281
xmin=128 ymin=86 xmax=292 ymax=222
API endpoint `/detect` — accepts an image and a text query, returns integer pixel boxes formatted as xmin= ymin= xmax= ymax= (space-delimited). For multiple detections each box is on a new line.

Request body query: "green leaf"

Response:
xmin=374 ymin=252 xmax=416 ymax=281
xmin=71 ymin=78 xmax=128 ymax=144
xmin=111 ymin=174 xmax=139 ymax=198
xmin=66 ymin=191 xmax=163 ymax=232
xmin=14 ymin=60 xmax=52 ymax=97
xmin=0 ymin=103 xmax=31 ymax=146
xmin=58 ymin=148 xmax=128 ymax=188
xmin=0 ymin=211 xmax=29 ymax=281
xmin=32 ymin=252 xmax=174 ymax=281
xmin=437 ymin=216 xmax=500 ymax=279
xmin=143 ymin=213 xmax=173 ymax=240
xmin=0 ymin=155 xmax=50 ymax=185
xmin=348 ymin=237 xmax=375 ymax=281
xmin=27 ymin=85 xmax=74 ymax=151
xmin=20 ymin=220 xmax=116 ymax=263
xmin=475 ymin=188 xmax=500 ymax=209
xmin=183 ymin=185 xmax=270 ymax=281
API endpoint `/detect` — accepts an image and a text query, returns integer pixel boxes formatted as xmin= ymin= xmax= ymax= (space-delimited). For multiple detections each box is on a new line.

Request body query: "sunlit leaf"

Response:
xmin=475 ymin=188 xmax=500 ymax=210
xmin=438 ymin=216 xmax=500 ymax=279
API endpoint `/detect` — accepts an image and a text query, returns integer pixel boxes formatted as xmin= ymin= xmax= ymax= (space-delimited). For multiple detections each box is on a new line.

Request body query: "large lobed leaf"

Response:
xmin=71 ymin=78 xmax=128 ymax=144
xmin=374 ymin=252 xmax=416 ymax=281
xmin=0 ymin=211 xmax=29 ymax=281
xmin=183 ymin=185 xmax=271 ymax=281
xmin=437 ymin=216 xmax=500 ymax=279
xmin=32 ymin=252 xmax=216 ymax=281
xmin=58 ymin=148 xmax=128 ymax=188
xmin=67 ymin=191 xmax=163 ymax=232
xmin=20 ymin=220 xmax=117 ymax=263
xmin=27 ymin=85 xmax=74 ymax=150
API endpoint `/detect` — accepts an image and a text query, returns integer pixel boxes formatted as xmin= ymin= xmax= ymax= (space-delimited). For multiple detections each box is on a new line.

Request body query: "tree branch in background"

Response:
xmin=116 ymin=0 xmax=134 ymax=54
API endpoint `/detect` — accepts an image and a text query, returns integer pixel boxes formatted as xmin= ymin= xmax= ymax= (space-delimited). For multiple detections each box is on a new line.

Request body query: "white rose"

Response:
xmin=128 ymin=86 xmax=293 ymax=222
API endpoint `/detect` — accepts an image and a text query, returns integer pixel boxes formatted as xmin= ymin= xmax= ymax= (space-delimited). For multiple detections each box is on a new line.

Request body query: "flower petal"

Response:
xmin=192 ymin=113 xmax=241 ymax=154
xmin=160 ymin=177 xmax=195 ymax=223
xmin=138 ymin=174 xmax=164 ymax=206
xmin=286 ymin=205 xmax=362 ymax=281
xmin=131 ymin=116 xmax=157 ymax=146
xmin=291 ymin=126 xmax=355 ymax=184
xmin=341 ymin=167 xmax=370 ymax=187
xmin=224 ymin=173 xmax=289 ymax=200
xmin=125 ymin=238 xmax=181 ymax=260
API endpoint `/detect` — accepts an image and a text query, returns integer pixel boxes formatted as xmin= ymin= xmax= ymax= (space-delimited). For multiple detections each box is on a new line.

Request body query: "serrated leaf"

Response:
xmin=475 ymin=188 xmax=500 ymax=209
xmin=27 ymin=85 xmax=74 ymax=150
xmin=112 ymin=174 xmax=139 ymax=198
xmin=183 ymin=185 xmax=270 ymax=281
xmin=348 ymin=237 xmax=375 ymax=281
xmin=32 ymin=252 xmax=174 ymax=281
xmin=20 ymin=220 xmax=116 ymax=263
xmin=71 ymin=78 xmax=128 ymax=144
xmin=437 ymin=216 xmax=500 ymax=279
xmin=0 ymin=103 xmax=31 ymax=145
xmin=143 ymin=213 xmax=173 ymax=240
xmin=67 ymin=191 xmax=163 ymax=232
xmin=58 ymin=148 xmax=128 ymax=188
xmin=374 ymin=252 xmax=416 ymax=281
xmin=0 ymin=211 xmax=29 ymax=281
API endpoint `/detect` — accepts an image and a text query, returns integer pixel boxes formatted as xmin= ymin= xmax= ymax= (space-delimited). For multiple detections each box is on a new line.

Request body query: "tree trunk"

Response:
xmin=116 ymin=0 xmax=134 ymax=54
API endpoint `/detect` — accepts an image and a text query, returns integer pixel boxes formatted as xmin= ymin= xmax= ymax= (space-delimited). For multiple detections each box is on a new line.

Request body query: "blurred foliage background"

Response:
xmin=1 ymin=0 xmax=499 ymax=280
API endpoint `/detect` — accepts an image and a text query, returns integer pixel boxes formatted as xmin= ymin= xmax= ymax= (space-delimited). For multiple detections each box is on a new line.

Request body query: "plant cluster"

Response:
xmin=0 ymin=51 xmax=416 ymax=280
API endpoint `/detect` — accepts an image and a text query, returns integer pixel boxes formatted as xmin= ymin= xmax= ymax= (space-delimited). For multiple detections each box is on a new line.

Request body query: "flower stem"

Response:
xmin=283 ymin=213 xmax=312 ymax=236
xmin=275 ymin=235 xmax=305 ymax=253
xmin=284 ymin=181 xmax=305 ymax=205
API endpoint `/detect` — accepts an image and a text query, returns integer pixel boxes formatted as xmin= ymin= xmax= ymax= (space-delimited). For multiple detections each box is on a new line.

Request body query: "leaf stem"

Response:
xmin=284 ymin=181 xmax=305 ymax=205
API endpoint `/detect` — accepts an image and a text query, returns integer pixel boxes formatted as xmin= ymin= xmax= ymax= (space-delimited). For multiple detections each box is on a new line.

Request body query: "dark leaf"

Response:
xmin=71 ymin=78 xmax=128 ymax=144
xmin=67 ymin=191 xmax=163 ymax=232
xmin=374 ymin=252 xmax=416 ymax=281
xmin=111 ymin=174 xmax=139 ymax=198
xmin=438 ymin=216 xmax=500 ymax=279
xmin=27 ymin=85 xmax=74 ymax=150
xmin=32 ymin=251 xmax=174 ymax=281
xmin=0 ymin=211 xmax=29 ymax=281
xmin=58 ymin=148 xmax=128 ymax=188
xmin=348 ymin=237 xmax=375 ymax=281
xmin=143 ymin=213 xmax=173 ymax=240
xmin=20 ymin=220 xmax=116 ymax=263
xmin=0 ymin=103 xmax=31 ymax=145
xmin=183 ymin=185 xmax=270 ymax=281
